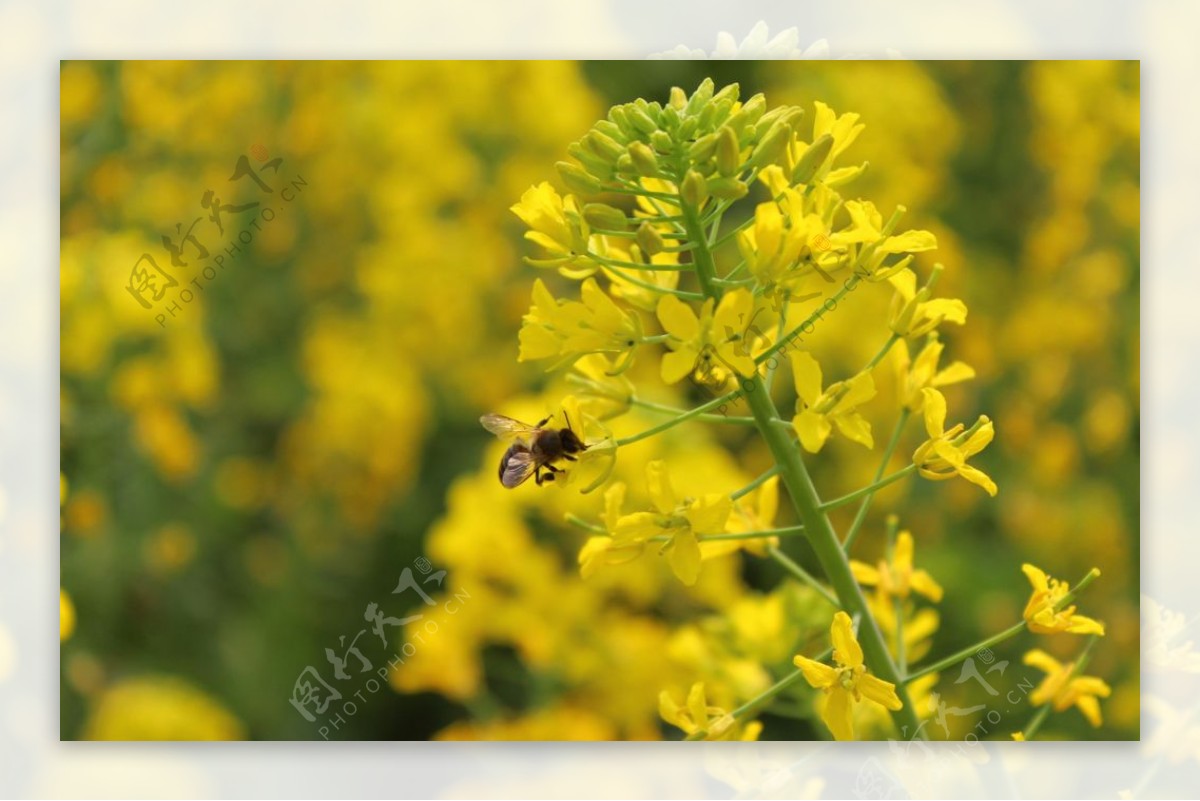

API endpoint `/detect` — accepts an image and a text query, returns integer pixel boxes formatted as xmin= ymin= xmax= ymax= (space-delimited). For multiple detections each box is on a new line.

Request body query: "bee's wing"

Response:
xmin=500 ymin=449 xmax=537 ymax=488
xmin=480 ymin=413 xmax=540 ymax=441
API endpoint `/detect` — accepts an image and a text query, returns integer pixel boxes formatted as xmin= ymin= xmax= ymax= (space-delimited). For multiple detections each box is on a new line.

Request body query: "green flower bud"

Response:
xmin=628 ymin=104 xmax=658 ymax=134
xmin=707 ymin=176 xmax=749 ymax=201
xmin=567 ymin=142 xmax=613 ymax=179
xmin=609 ymin=106 xmax=638 ymax=139
xmin=712 ymin=82 xmax=740 ymax=106
xmin=583 ymin=203 xmax=628 ymax=231
xmin=724 ymin=95 xmax=764 ymax=139
xmin=628 ymin=142 xmax=659 ymax=177
xmin=686 ymin=78 xmax=715 ymax=116
xmin=677 ymin=117 xmax=698 ymax=142
xmin=650 ymin=130 xmax=674 ymax=154
xmin=681 ymin=169 xmax=709 ymax=209
xmin=661 ymin=105 xmax=680 ymax=131
xmin=636 ymin=221 xmax=665 ymax=256
xmin=587 ymin=130 xmax=626 ymax=162
xmin=669 ymin=86 xmax=687 ymax=110
xmin=792 ymin=133 xmax=834 ymax=184
xmin=594 ymin=120 xmax=625 ymax=142
xmin=615 ymin=153 xmax=634 ymax=175
xmin=556 ymin=161 xmax=603 ymax=195
xmin=716 ymin=126 xmax=740 ymax=177
xmin=688 ymin=132 xmax=719 ymax=163
xmin=749 ymin=120 xmax=792 ymax=170
xmin=753 ymin=106 xmax=803 ymax=141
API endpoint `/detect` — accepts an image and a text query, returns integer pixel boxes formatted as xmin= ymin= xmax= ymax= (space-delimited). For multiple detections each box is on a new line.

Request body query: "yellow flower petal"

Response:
xmin=832 ymin=412 xmax=874 ymax=449
xmin=1022 ymin=563 xmax=1050 ymax=593
xmin=668 ymin=530 xmax=702 ymax=586
xmin=656 ymin=294 xmax=701 ymax=342
xmin=790 ymin=351 xmax=824 ymax=407
xmin=957 ymin=464 xmax=998 ymax=496
xmin=1075 ymin=694 xmax=1103 ymax=727
xmin=850 ymin=560 xmax=881 ymax=586
xmin=661 ymin=348 xmax=699 ymax=384
xmin=793 ymin=654 xmax=838 ymax=689
xmin=1022 ymin=648 xmax=1062 ymax=675
xmin=858 ymin=673 xmax=903 ymax=711
xmin=831 ymin=371 xmax=875 ymax=414
xmin=921 ymin=388 xmax=947 ymax=437
xmin=646 ymin=460 xmax=676 ymax=515
xmin=686 ymin=681 xmax=708 ymax=729
xmin=933 ymin=361 xmax=975 ymax=387
xmin=821 ymin=687 xmax=855 ymax=741
xmin=684 ymin=494 xmax=733 ymax=535
xmin=794 ymin=409 xmax=831 ymax=453
xmin=909 ymin=569 xmax=944 ymax=603
xmin=831 ymin=611 xmax=863 ymax=669
xmin=1065 ymin=614 xmax=1106 ymax=636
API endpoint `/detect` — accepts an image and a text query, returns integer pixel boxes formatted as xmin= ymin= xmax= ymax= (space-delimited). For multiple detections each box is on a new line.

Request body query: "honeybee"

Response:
xmin=480 ymin=412 xmax=588 ymax=488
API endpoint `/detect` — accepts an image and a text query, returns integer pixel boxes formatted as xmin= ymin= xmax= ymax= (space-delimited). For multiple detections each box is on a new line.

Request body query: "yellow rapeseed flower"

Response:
xmin=912 ymin=388 xmax=997 ymax=496
xmin=518 ymin=278 xmax=640 ymax=367
xmin=887 ymin=267 xmax=966 ymax=338
xmin=1024 ymin=648 xmax=1112 ymax=727
xmin=702 ymin=474 xmax=781 ymax=560
xmin=510 ymin=182 xmax=592 ymax=273
xmin=656 ymin=289 xmax=759 ymax=384
xmin=850 ymin=531 xmax=943 ymax=603
xmin=736 ymin=181 xmax=833 ymax=288
xmin=894 ymin=336 xmax=975 ymax=412
xmin=1022 ymin=564 xmax=1106 ymax=635
xmin=577 ymin=482 xmax=647 ymax=579
xmin=613 ymin=460 xmax=732 ymax=586
xmin=659 ymin=682 xmax=761 ymax=741
xmin=790 ymin=351 xmax=875 ymax=453
xmin=794 ymin=611 xmax=903 ymax=740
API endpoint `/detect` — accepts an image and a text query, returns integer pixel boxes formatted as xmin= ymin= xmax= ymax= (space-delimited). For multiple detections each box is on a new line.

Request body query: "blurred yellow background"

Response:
xmin=59 ymin=60 xmax=1138 ymax=740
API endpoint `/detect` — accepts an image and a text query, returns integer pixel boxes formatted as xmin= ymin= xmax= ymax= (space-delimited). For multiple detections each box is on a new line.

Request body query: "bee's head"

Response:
xmin=560 ymin=426 xmax=587 ymax=453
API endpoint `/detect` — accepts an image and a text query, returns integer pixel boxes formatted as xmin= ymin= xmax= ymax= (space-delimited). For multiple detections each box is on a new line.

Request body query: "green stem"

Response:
xmin=769 ymin=546 xmax=838 ymax=607
xmin=614 ymin=388 xmax=743 ymax=448
xmin=602 ymin=266 xmax=704 ymax=300
xmin=753 ymin=279 xmax=856 ymax=366
xmin=1018 ymin=703 xmax=1052 ymax=742
xmin=887 ymin=517 xmax=906 ymax=675
xmin=843 ymin=409 xmax=911 ymax=553
xmin=819 ymin=465 xmax=917 ymax=512
xmin=662 ymin=526 xmax=806 ymax=544
xmin=588 ymin=253 xmax=692 ymax=271
xmin=741 ymin=372 xmax=924 ymax=738
xmin=630 ymin=396 xmax=756 ymax=426
xmin=865 ymin=333 xmax=901 ymax=371
xmin=710 ymin=214 xmax=755 ymax=250
xmin=731 ymin=466 xmax=782 ymax=501
xmin=903 ymin=620 xmax=1026 ymax=684
xmin=765 ymin=292 xmax=790 ymax=393
xmin=680 ymin=199 xmax=720 ymax=299
xmin=565 ymin=513 xmax=606 ymax=534
xmin=589 ymin=227 xmax=689 ymax=242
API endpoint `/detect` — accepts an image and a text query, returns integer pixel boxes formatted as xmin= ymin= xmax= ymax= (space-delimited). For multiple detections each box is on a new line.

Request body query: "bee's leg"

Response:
xmin=563 ymin=454 xmax=577 ymax=462
xmin=545 ymin=463 xmax=563 ymax=472
xmin=544 ymin=472 xmax=556 ymax=482
xmin=534 ymin=466 xmax=544 ymax=486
